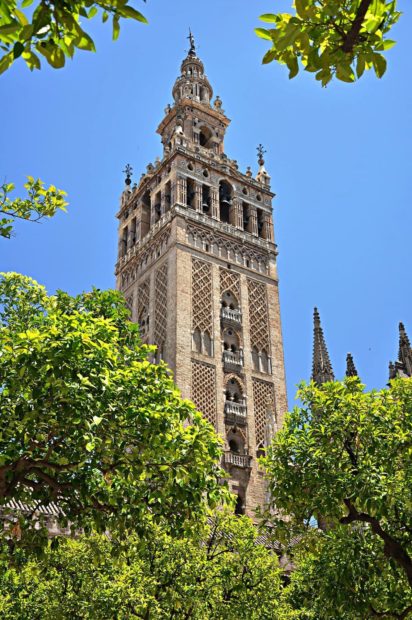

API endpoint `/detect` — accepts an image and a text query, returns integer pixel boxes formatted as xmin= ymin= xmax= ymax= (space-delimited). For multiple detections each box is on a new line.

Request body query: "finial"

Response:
xmin=246 ymin=166 xmax=252 ymax=178
xmin=312 ymin=307 xmax=335 ymax=385
xmin=187 ymin=29 xmax=196 ymax=56
xmin=123 ymin=164 xmax=133 ymax=186
xmin=257 ymin=144 xmax=266 ymax=167
xmin=345 ymin=353 xmax=358 ymax=377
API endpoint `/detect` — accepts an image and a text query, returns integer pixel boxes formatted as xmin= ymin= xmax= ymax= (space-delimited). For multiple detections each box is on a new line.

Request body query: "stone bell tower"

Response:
xmin=115 ymin=34 xmax=288 ymax=515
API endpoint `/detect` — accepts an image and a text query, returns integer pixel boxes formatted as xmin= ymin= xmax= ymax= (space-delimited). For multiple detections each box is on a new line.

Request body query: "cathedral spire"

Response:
xmin=345 ymin=353 xmax=358 ymax=377
xmin=312 ymin=307 xmax=335 ymax=384
xmin=398 ymin=322 xmax=412 ymax=376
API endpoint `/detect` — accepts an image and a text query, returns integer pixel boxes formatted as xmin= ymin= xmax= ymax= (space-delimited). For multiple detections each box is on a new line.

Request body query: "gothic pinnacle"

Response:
xmin=398 ymin=321 xmax=412 ymax=376
xmin=345 ymin=353 xmax=358 ymax=377
xmin=312 ymin=307 xmax=335 ymax=384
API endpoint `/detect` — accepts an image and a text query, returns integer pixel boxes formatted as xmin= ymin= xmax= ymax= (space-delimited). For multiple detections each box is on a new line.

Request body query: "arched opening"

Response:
xmin=225 ymin=377 xmax=243 ymax=403
xmin=261 ymin=349 xmax=269 ymax=374
xmin=219 ymin=181 xmax=232 ymax=223
xmin=229 ymin=439 xmax=240 ymax=453
xmin=221 ymin=290 xmax=239 ymax=311
xmin=223 ymin=328 xmax=239 ymax=353
xmin=121 ymin=226 xmax=128 ymax=256
xmin=257 ymin=208 xmax=265 ymax=238
xmin=164 ymin=181 xmax=171 ymax=212
xmin=199 ymin=125 xmax=213 ymax=148
xmin=242 ymin=203 xmax=251 ymax=233
xmin=154 ymin=191 xmax=161 ymax=223
xmin=192 ymin=328 xmax=202 ymax=353
xmin=141 ymin=191 xmax=151 ymax=238
xmin=227 ymin=427 xmax=245 ymax=454
xmin=138 ymin=309 xmax=149 ymax=340
xmin=129 ymin=218 xmax=136 ymax=248
xmin=187 ymin=178 xmax=196 ymax=209
xmin=203 ymin=331 xmax=212 ymax=356
xmin=202 ymin=185 xmax=211 ymax=214
xmin=252 ymin=346 xmax=260 ymax=372
xmin=235 ymin=493 xmax=245 ymax=516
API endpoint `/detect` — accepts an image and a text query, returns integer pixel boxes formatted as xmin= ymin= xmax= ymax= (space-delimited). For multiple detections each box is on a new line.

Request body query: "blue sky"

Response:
xmin=1 ymin=0 xmax=410 ymax=404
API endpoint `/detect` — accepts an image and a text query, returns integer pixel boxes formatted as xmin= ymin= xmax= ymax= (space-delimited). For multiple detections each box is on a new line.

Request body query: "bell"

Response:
xmin=202 ymin=202 xmax=210 ymax=212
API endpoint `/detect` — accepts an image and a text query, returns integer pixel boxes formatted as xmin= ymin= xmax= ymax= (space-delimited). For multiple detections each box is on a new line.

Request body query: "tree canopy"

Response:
xmin=263 ymin=377 xmax=412 ymax=618
xmin=0 ymin=177 xmax=67 ymax=239
xmin=255 ymin=0 xmax=401 ymax=85
xmin=0 ymin=0 xmax=147 ymax=74
xmin=0 ymin=513 xmax=295 ymax=619
xmin=0 ymin=272 xmax=227 ymax=552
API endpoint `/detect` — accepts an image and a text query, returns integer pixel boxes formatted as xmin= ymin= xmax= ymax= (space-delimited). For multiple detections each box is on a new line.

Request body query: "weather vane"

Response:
xmin=257 ymin=144 xmax=266 ymax=166
xmin=123 ymin=163 xmax=133 ymax=186
xmin=187 ymin=28 xmax=196 ymax=55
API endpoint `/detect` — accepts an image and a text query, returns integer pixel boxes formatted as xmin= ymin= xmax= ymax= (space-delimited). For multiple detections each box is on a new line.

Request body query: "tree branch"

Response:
xmin=341 ymin=0 xmax=373 ymax=53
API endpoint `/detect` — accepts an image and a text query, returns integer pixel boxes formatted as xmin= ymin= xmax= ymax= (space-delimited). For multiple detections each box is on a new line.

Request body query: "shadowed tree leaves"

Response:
xmin=255 ymin=0 xmax=401 ymax=85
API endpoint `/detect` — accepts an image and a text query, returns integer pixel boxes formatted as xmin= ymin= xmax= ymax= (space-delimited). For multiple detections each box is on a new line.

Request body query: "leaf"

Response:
xmin=287 ymin=56 xmax=299 ymax=78
xmin=13 ymin=42 xmax=25 ymax=60
xmin=73 ymin=32 xmax=96 ymax=52
xmin=14 ymin=9 xmax=29 ymax=26
xmin=120 ymin=6 xmax=148 ymax=23
xmin=262 ymin=48 xmax=277 ymax=64
xmin=259 ymin=13 xmax=279 ymax=23
xmin=112 ymin=17 xmax=120 ymax=41
xmin=21 ymin=0 xmax=33 ymax=7
xmin=255 ymin=27 xmax=273 ymax=41
xmin=372 ymin=53 xmax=387 ymax=77
xmin=0 ymin=52 xmax=14 ymax=76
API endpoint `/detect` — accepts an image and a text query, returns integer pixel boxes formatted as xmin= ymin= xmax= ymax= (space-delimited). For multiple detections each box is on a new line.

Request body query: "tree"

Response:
xmin=263 ymin=377 xmax=412 ymax=618
xmin=0 ymin=0 xmax=147 ymax=75
xmin=0 ymin=272 xmax=228 ymax=551
xmin=255 ymin=0 xmax=401 ymax=86
xmin=0 ymin=513 xmax=295 ymax=620
xmin=0 ymin=177 xmax=67 ymax=239
xmin=286 ymin=526 xmax=412 ymax=619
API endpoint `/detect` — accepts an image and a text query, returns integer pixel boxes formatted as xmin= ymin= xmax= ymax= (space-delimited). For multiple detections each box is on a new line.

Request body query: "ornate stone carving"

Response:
xmin=192 ymin=258 xmax=213 ymax=333
xmin=191 ymin=360 xmax=217 ymax=427
xmin=252 ymin=378 xmax=275 ymax=448
xmin=247 ymin=278 xmax=270 ymax=351
xmin=220 ymin=268 xmax=240 ymax=300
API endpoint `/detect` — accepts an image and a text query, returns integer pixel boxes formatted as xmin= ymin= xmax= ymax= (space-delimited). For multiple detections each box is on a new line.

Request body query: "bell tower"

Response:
xmin=115 ymin=35 xmax=288 ymax=515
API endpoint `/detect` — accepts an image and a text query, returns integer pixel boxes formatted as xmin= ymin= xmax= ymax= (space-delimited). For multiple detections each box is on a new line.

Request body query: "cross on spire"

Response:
xmin=257 ymin=143 xmax=266 ymax=166
xmin=187 ymin=29 xmax=196 ymax=56
xmin=123 ymin=163 xmax=133 ymax=186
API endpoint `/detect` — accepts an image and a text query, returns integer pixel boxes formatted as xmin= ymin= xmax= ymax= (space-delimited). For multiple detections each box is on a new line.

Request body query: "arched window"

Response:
xmin=221 ymin=290 xmax=239 ymax=310
xmin=202 ymin=185 xmax=211 ymax=214
xmin=199 ymin=126 xmax=213 ymax=148
xmin=252 ymin=347 xmax=260 ymax=371
xmin=223 ymin=328 xmax=239 ymax=353
xmin=225 ymin=377 xmax=243 ymax=403
xmin=141 ymin=191 xmax=151 ymax=238
xmin=187 ymin=178 xmax=196 ymax=209
xmin=219 ymin=181 xmax=232 ymax=223
xmin=203 ymin=331 xmax=212 ymax=356
xmin=261 ymin=349 xmax=269 ymax=373
xmin=164 ymin=181 xmax=172 ymax=212
xmin=192 ymin=328 xmax=202 ymax=353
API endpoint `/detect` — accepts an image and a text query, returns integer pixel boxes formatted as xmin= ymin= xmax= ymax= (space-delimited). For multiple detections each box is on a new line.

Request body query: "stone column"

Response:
xmin=177 ymin=177 xmax=187 ymax=205
xmin=231 ymin=197 xmax=243 ymax=229
xmin=249 ymin=207 xmax=258 ymax=236
xmin=211 ymin=187 xmax=219 ymax=219
xmin=195 ymin=182 xmax=203 ymax=212
xmin=263 ymin=213 xmax=273 ymax=241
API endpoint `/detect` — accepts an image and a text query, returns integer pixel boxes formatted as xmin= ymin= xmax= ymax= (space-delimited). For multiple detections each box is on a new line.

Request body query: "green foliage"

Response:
xmin=0 ymin=177 xmax=67 ymax=239
xmin=263 ymin=377 xmax=412 ymax=617
xmin=286 ymin=526 xmax=412 ymax=619
xmin=0 ymin=0 xmax=147 ymax=74
xmin=255 ymin=0 xmax=401 ymax=85
xmin=0 ymin=272 xmax=228 ymax=552
xmin=0 ymin=513 xmax=295 ymax=619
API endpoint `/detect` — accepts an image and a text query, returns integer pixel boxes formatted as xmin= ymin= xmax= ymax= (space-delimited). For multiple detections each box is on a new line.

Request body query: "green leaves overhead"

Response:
xmin=0 ymin=273 xmax=228 ymax=553
xmin=255 ymin=0 xmax=401 ymax=85
xmin=0 ymin=0 xmax=148 ymax=74
xmin=0 ymin=177 xmax=67 ymax=239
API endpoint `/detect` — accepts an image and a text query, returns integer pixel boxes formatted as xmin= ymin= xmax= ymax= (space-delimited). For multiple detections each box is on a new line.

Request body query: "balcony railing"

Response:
xmin=223 ymin=452 xmax=252 ymax=469
xmin=221 ymin=307 xmax=242 ymax=326
xmin=224 ymin=401 xmax=246 ymax=416
xmin=222 ymin=350 xmax=243 ymax=373
xmin=224 ymin=401 xmax=247 ymax=426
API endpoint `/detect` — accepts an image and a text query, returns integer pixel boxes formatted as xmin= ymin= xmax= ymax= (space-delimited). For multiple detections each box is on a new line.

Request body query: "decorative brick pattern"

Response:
xmin=192 ymin=258 xmax=213 ymax=333
xmin=191 ymin=360 xmax=217 ymax=427
xmin=252 ymin=378 xmax=275 ymax=448
xmin=154 ymin=262 xmax=168 ymax=348
xmin=220 ymin=267 xmax=240 ymax=300
xmin=125 ymin=293 xmax=134 ymax=317
xmin=137 ymin=278 xmax=150 ymax=340
xmin=247 ymin=278 xmax=270 ymax=351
